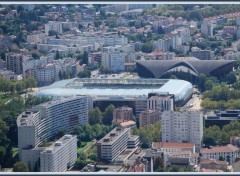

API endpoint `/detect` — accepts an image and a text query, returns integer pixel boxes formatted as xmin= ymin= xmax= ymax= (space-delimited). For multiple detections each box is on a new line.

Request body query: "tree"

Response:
xmin=77 ymin=70 xmax=91 ymax=78
xmin=13 ymin=162 xmax=29 ymax=172
xmin=89 ymin=108 xmax=102 ymax=125
xmin=226 ymin=72 xmax=237 ymax=84
xmin=32 ymin=53 xmax=40 ymax=60
xmin=205 ymin=79 xmax=215 ymax=90
xmin=141 ymin=42 xmax=153 ymax=53
xmin=102 ymin=104 xmax=115 ymax=125
xmin=55 ymin=50 xmax=61 ymax=60
xmin=82 ymin=51 xmax=88 ymax=65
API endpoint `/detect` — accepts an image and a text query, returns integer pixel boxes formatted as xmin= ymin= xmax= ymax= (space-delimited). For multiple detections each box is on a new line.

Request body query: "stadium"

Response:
xmin=37 ymin=78 xmax=193 ymax=109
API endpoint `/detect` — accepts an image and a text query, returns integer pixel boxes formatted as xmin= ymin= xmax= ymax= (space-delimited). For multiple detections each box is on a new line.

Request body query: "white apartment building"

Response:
xmin=35 ymin=63 xmax=58 ymax=86
xmin=153 ymin=38 xmax=173 ymax=52
xmin=22 ymin=56 xmax=51 ymax=78
xmin=45 ymin=21 xmax=63 ymax=35
xmin=161 ymin=111 xmax=203 ymax=152
xmin=97 ymin=127 xmax=131 ymax=162
xmin=200 ymin=144 xmax=239 ymax=164
xmin=102 ymin=46 xmax=125 ymax=72
xmin=40 ymin=135 xmax=77 ymax=172
xmin=17 ymin=96 xmax=88 ymax=170
xmin=201 ymin=19 xmax=215 ymax=37
xmin=27 ymin=32 xmax=45 ymax=44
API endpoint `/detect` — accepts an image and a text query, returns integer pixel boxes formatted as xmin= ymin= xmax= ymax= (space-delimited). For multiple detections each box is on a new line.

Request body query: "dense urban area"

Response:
xmin=2 ymin=3 xmax=240 ymax=173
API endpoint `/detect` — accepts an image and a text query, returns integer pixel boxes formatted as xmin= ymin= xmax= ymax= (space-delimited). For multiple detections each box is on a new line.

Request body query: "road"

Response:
xmin=182 ymin=94 xmax=202 ymax=111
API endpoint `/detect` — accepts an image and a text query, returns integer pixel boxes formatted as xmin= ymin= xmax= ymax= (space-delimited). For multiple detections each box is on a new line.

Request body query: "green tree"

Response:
xmin=32 ymin=53 xmax=40 ymax=60
xmin=141 ymin=42 xmax=153 ymax=53
xmin=55 ymin=50 xmax=61 ymax=60
xmin=82 ymin=51 xmax=88 ymax=65
xmin=13 ymin=162 xmax=29 ymax=172
xmin=89 ymin=108 xmax=102 ymax=125
xmin=226 ymin=72 xmax=237 ymax=84
xmin=102 ymin=104 xmax=115 ymax=125
xmin=205 ymin=79 xmax=215 ymax=90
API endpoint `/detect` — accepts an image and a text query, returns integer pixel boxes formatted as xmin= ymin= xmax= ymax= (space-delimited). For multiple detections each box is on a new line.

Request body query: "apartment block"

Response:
xmin=40 ymin=135 xmax=77 ymax=172
xmin=147 ymin=94 xmax=174 ymax=112
xmin=97 ymin=127 xmax=131 ymax=162
xmin=139 ymin=110 xmax=161 ymax=127
xmin=201 ymin=19 xmax=215 ymax=37
xmin=191 ymin=47 xmax=212 ymax=60
xmin=6 ymin=53 xmax=31 ymax=74
xmin=101 ymin=46 xmax=125 ymax=72
xmin=161 ymin=111 xmax=203 ymax=151
xmin=17 ymin=96 xmax=88 ymax=170
xmin=113 ymin=107 xmax=133 ymax=122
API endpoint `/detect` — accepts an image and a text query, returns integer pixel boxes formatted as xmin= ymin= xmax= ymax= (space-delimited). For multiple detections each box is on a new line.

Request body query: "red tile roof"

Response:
xmin=200 ymin=144 xmax=239 ymax=154
xmin=152 ymin=142 xmax=194 ymax=150
xmin=200 ymin=158 xmax=228 ymax=165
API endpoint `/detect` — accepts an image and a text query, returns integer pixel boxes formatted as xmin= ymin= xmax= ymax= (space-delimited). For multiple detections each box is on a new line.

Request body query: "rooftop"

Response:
xmin=200 ymin=144 xmax=239 ymax=154
xmin=200 ymin=158 xmax=228 ymax=165
xmin=37 ymin=78 xmax=193 ymax=100
xmin=17 ymin=110 xmax=40 ymax=126
xmin=152 ymin=142 xmax=195 ymax=150
xmin=98 ymin=126 xmax=130 ymax=145
xmin=41 ymin=135 xmax=76 ymax=154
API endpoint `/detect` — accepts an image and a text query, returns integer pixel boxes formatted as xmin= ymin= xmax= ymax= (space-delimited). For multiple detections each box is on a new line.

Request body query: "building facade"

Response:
xmin=147 ymin=94 xmax=174 ymax=112
xmin=40 ymin=135 xmax=77 ymax=172
xmin=113 ymin=107 xmax=133 ymax=121
xmin=101 ymin=46 xmax=125 ymax=72
xmin=139 ymin=110 xmax=161 ymax=127
xmin=97 ymin=127 xmax=130 ymax=162
xmin=200 ymin=144 xmax=239 ymax=164
xmin=17 ymin=96 xmax=88 ymax=169
xmin=161 ymin=111 xmax=203 ymax=151
xmin=6 ymin=53 xmax=30 ymax=74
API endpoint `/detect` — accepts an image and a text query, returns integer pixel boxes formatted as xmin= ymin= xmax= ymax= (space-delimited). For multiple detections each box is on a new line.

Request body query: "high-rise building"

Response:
xmin=201 ymin=19 xmax=214 ymax=37
xmin=17 ymin=96 xmax=88 ymax=169
xmin=97 ymin=126 xmax=130 ymax=162
xmin=40 ymin=135 xmax=77 ymax=172
xmin=161 ymin=111 xmax=203 ymax=151
xmin=102 ymin=46 xmax=125 ymax=72
xmin=139 ymin=110 xmax=161 ymax=127
xmin=6 ymin=53 xmax=31 ymax=74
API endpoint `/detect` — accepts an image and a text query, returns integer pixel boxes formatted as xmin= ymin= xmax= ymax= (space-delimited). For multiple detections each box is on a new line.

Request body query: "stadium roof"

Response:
xmin=37 ymin=78 xmax=193 ymax=102
xmin=136 ymin=60 xmax=234 ymax=78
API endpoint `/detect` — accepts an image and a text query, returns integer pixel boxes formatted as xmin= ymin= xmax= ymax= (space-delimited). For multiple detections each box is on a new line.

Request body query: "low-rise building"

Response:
xmin=152 ymin=142 xmax=196 ymax=154
xmin=139 ymin=110 xmax=161 ymax=127
xmin=199 ymin=158 xmax=230 ymax=172
xmin=0 ymin=69 xmax=22 ymax=81
xmin=200 ymin=144 xmax=239 ymax=164
xmin=113 ymin=107 xmax=133 ymax=122
xmin=191 ymin=47 xmax=212 ymax=60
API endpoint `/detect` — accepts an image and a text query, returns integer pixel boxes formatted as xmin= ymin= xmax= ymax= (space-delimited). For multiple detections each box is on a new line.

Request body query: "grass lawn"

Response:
xmin=77 ymin=141 xmax=94 ymax=154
